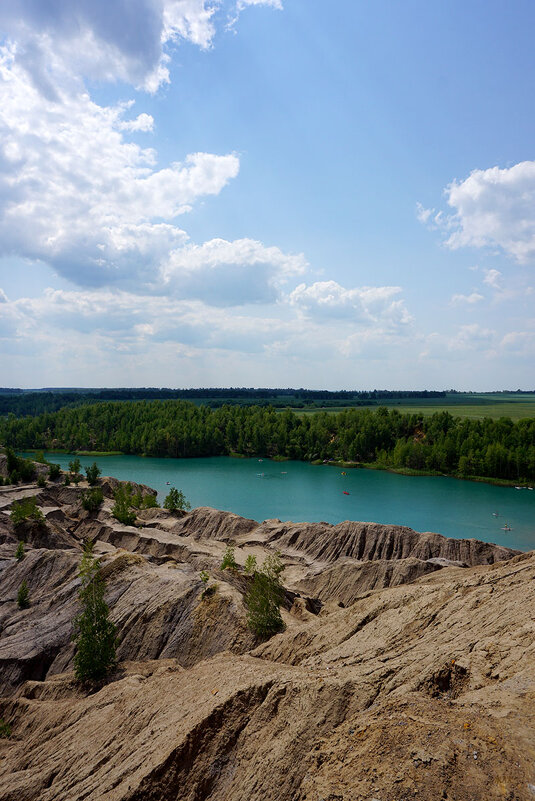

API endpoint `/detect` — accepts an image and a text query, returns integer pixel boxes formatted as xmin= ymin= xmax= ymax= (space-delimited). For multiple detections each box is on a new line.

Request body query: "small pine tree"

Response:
xmin=244 ymin=554 xmax=257 ymax=575
xmin=245 ymin=552 xmax=285 ymax=639
xmin=10 ymin=497 xmax=45 ymax=526
xmin=81 ymin=487 xmax=104 ymax=512
xmin=17 ymin=580 xmax=30 ymax=609
xmin=72 ymin=541 xmax=117 ymax=682
xmin=15 ymin=541 xmax=25 ymax=561
xmin=48 ymin=463 xmax=61 ymax=481
xmin=69 ymin=457 xmax=81 ymax=476
xmin=163 ymin=487 xmax=191 ymax=512
xmin=37 ymin=474 xmax=47 ymax=488
xmin=85 ymin=462 xmax=101 ymax=486
xmin=0 ymin=719 xmax=12 ymax=739
xmin=112 ymin=485 xmax=137 ymax=526
xmin=220 ymin=544 xmax=238 ymax=570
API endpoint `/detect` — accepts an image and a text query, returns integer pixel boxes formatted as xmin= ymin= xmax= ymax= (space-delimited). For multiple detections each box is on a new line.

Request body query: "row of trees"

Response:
xmin=2 ymin=402 xmax=534 ymax=481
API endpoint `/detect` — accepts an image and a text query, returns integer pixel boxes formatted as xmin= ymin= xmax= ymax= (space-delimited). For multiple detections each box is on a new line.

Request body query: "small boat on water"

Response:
xmin=492 ymin=512 xmax=499 ymax=517
xmin=343 ymin=491 xmax=349 ymax=495
xmin=501 ymin=524 xmax=512 ymax=531
xmin=166 ymin=481 xmax=170 ymax=485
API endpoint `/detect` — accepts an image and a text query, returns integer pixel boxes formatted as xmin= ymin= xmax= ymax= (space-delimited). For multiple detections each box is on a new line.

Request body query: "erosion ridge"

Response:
xmin=0 ymin=466 xmax=534 ymax=801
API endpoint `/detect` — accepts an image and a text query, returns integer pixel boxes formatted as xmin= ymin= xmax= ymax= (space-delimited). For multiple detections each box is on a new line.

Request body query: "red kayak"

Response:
xmin=343 ymin=491 xmax=349 ymax=495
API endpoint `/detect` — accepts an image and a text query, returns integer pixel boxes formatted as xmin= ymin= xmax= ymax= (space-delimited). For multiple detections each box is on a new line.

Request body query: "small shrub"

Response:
xmin=200 ymin=570 xmax=217 ymax=599
xmin=163 ymin=487 xmax=191 ymax=512
xmin=9 ymin=470 xmax=20 ymax=485
xmin=10 ymin=497 xmax=45 ymax=526
xmin=34 ymin=451 xmax=47 ymax=463
xmin=220 ymin=544 xmax=238 ymax=570
xmin=85 ymin=462 xmax=101 ymax=486
xmin=244 ymin=554 xmax=257 ymax=575
xmin=0 ymin=719 xmax=12 ymax=739
xmin=69 ymin=457 xmax=81 ymax=476
xmin=48 ymin=463 xmax=61 ymax=481
xmin=72 ymin=541 xmax=117 ymax=682
xmin=141 ymin=493 xmax=159 ymax=509
xmin=245 ymin=552 xmax=285 ymax=639
xmin=112 ymin=485 xmax=136 ymax=526
xmin=17 ymin=580 xmax=30 ymax=609
xmin=0 ymin=476 xmax=4 ymax=486
xmin=37 ymin=474 xmax=47 ymax=488
xmin=64 ymin=474 xmax=71 ymax=486
xmin=82 ymin=487 xmax=104 ymax=512
xmin=15 ymin=541 xmax=25 ymax=561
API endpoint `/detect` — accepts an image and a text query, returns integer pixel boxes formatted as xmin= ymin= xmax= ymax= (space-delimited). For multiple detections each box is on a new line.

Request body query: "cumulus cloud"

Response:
xmin=0 ymin=288 xmax=7 ymax=302
xmin=0 ymin=0 xmax=217 ymax=93
xmin=289 ymin=280 xmax=412 ymax=330
xmin=0 ymin=47 xmax=240 ymax=287
xmin=236 ymin=0 xmax=283 ymax=9
xmin=161 ymin=238 xmax=307 ymax=304
xmin=423 ymin=161 xmax=535 ymax=264
xmin=482 ymin=268 xmax=502 ymax=289
xmin=450 ymin=292 xmax=484 ymax=305
xmin=448 ymin=323 xmax=495 ymax=352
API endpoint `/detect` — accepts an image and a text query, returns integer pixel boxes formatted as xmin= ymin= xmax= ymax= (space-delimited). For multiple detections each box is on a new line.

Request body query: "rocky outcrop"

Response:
xmin=253 ymin=518 xmax=519 ymax=566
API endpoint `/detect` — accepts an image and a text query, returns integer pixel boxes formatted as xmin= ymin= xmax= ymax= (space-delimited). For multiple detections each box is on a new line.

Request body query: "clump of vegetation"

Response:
xmin=69 ymin=457 xmax=82 ymax=484
xmin=0 ymin=719 xmax=12 ymax=739
xmin=5 ymin=448 xmax=35 ymax=484
xmin=64 ymin=474 xmax=71 ymax=486
xmin=48 ymin=463 xmax=61 ymax=481
xmin=200 ymin=569 xmax=217 ymax=599
xmin=10 ymin=497 xmax=45 ymax=527
xmin=85 ymin=462 xmax=101 ymax=486
xmin=163 ymin=487 xmax=191 ymax=512
xmin=244 ymin=554 xmax=257 ymax=575
xmin=72 ymin=541 xmax=117 ymax=683
xmin=111 ymin=484 xmax=137 ymax=526
xmin=15 ymin=541 xmax=25 ymax=561
xmin=130 ymin=491 xmax=159 ymax=510
xmin=81 ymin=487 xmax=104 ymax=512
xmin=245 ymin=552 xmax=285 ymax=639
xmin=220 ymin=544 xmax=238 ymax=570
xmin=37 ymin=474 xmax=47 ymax=488
xmin=17 ymin=580 xmax=30 ymax=609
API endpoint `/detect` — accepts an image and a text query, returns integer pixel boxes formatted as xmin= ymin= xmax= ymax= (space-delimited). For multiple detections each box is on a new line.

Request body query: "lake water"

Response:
xmin=30 ymin=453 xmax=535 ymax=552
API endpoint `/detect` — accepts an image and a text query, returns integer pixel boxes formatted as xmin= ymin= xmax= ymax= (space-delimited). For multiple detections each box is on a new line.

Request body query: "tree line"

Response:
xmin=1 ymin=400 xmax=534 ymax=482
xmin=0 ymin=388 xmax=446 ymax=417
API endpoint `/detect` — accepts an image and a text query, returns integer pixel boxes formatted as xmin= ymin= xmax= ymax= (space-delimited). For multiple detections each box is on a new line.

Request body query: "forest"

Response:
xmin=0 ymin=388 xmax=446 ymax=417
xmin=1 ymin=400 xmax=534 ymax=483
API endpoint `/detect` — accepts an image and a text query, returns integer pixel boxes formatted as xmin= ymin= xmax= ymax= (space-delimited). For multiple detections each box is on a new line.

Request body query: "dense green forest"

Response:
xmin=0 ymin=388 xmax=446 ymax=417
xmin=1 ymin=400 xmax=534 ymax=483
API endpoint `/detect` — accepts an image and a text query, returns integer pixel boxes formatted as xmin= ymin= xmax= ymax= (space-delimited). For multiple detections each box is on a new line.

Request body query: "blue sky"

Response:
xmin=0 ymin=0 xmax=534 ymax=389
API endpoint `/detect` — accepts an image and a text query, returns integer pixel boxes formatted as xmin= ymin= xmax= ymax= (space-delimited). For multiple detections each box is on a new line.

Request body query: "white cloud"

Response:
xmin=450 ymin=292 xmax=484 ymax=305
xmin=0 ymin=288 xmax=7 ymax=302
xmin=482 ymin=268 xmax=502 ymax=289
xmin=441 ymin=161 xmax=535 ymax=263
xmin=161 ymin=238 xmax=307 ymax=304
xmin=118 ymin=112 xmax=154 ymax=132
xmin=448 ymin=323 xmax=495 ymax=352
xmin=0 ymin=0 xmax=218 ymax=94
xmin=237 ymin=0 xmax=283 ymax=9
xmin=500 ymin=331 xmax=535 ymax=356
xmin=289 ymin=280 xmax=412 ymax=330
xmin=0 ymin=47 xmax=239 ymax=287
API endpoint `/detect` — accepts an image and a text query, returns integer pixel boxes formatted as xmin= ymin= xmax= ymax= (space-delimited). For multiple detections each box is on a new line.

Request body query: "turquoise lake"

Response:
xmin=30 ymin=453 xmax=535 ymax=552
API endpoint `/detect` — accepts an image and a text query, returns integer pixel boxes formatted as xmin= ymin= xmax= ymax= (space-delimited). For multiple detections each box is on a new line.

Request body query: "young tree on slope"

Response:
xmin=72 ymin=541 xmax=117 ymax=682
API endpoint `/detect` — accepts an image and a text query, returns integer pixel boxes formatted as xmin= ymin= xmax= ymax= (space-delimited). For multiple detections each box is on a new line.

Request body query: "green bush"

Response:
xmin=17 ymin=580 xmax=30 ymax=609
xmin=69 ymin=457 xmax=81 ymax=476
xmin=82 ymin=487 xmax=104 ymax=512
xmin=245 ymin=552 xmax=285 ymax=639
xmin=37 ymin=474 xmax=47 ymax=488
xmin=163 ymin=487 xmax=191 ymax=511
xmin=9 ymin=470 xmax=20 ymax=485
xmin=64 ymin=474 xmax=71 ymax=486
xmin=112 ymin=485 xmax=137 ymax=526
xmin=10 ymin=497 xmax=45 ymax=526
xmin=6 ymin=448 xmax=35 ymax=483
xmin=48 ymin=463 xmax=61 ymax=481
xmin=85 ymin=462 xmax=101 ymax=486
xmin=15 ymin=541 xmax=25 ymax=561
xmin=0 ymin=719 xmax=12 ymax=739
xmin=244 ymin=554 xmax=257 ymax=575
xmin=72 ymin=541 xmax=117 ymax=682
xmin=0 ymin=476 xmax=4 ymax=486
xmin=220 ymin=544 xmax=238 ymax=570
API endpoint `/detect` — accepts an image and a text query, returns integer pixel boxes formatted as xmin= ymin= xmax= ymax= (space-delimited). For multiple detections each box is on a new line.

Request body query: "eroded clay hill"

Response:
xmin=1 ymin=468 xmax=534 ymax=801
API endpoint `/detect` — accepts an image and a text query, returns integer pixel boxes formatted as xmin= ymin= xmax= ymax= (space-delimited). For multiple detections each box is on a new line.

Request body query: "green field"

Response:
xmin=297 ymin=393 xmax=535 ymax=421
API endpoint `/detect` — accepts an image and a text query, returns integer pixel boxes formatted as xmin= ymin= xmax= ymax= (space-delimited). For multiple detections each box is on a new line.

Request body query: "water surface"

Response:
xmin=32 ymin=453 xmax=535 ymax=551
